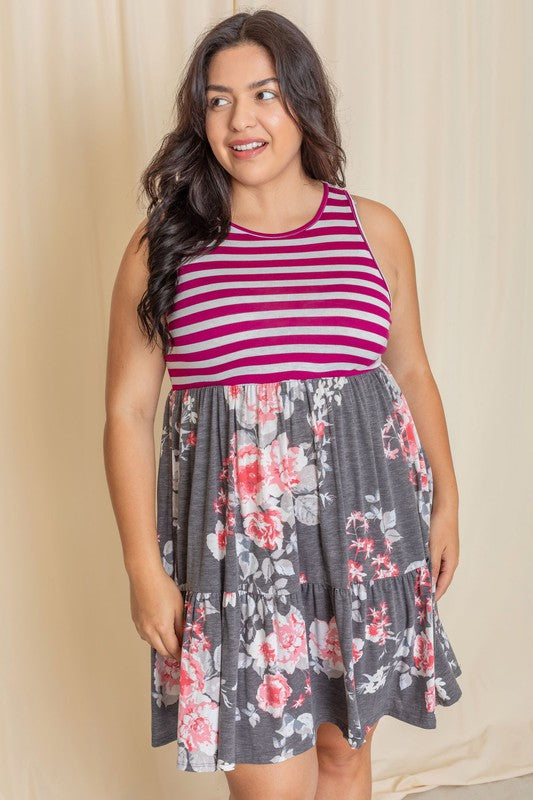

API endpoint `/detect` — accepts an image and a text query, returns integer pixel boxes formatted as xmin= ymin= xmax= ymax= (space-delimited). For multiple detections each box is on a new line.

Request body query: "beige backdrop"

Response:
xmin=1 ymin=1 xmax=532 ymax=798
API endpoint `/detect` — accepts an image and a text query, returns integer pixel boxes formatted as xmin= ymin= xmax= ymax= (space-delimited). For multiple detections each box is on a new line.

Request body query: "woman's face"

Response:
xmin=204 ymin=43 xmax=303 ymax=187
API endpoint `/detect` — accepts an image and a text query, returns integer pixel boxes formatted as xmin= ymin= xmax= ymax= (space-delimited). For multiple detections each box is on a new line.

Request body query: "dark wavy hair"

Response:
xmin=136 ymin=8 xmax=347 ymax=356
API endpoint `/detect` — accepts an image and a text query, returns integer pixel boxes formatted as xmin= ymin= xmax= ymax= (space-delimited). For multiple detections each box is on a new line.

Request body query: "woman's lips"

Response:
xmin=229 ymin=142 xmax=269 ymax=160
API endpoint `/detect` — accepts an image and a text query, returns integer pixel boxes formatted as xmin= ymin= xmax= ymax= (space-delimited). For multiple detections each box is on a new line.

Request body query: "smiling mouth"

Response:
xmin=229 ymin=141 xmax=268 ymax=151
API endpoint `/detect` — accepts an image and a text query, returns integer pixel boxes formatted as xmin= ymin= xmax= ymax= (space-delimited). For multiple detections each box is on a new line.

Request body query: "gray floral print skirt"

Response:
xmin=150 ymin=362 xmax=463 ymax=772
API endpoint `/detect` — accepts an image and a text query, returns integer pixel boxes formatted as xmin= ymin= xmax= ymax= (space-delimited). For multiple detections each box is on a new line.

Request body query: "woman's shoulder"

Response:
xmin=348 ymin=193 xmax=407 ymax=240
xmin=112 ymin=217 xmax=150 ymax=304
xmin=348 ymin=193 xmax=414 ymax=290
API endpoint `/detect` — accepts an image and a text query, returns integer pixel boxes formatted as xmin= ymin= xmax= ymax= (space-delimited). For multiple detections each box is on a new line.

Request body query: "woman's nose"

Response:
xmin=228 ymin=97 xmax=256 ymax=129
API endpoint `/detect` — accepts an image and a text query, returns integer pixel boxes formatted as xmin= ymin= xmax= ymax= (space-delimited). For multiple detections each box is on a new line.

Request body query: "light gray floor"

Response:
xmin=417 ymin=772 xmax=533 ymax=799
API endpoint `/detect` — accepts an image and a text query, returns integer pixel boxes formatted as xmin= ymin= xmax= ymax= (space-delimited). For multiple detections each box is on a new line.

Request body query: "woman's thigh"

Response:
xmin=224 ymin=743 xmax=319 ymax=800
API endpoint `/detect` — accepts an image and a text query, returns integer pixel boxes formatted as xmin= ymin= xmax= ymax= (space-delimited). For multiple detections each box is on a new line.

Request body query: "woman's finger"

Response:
xmin=148 ymin=629 xmax=175 ymax=660
xmin=159 ymin=625 xmax=181 ymax=661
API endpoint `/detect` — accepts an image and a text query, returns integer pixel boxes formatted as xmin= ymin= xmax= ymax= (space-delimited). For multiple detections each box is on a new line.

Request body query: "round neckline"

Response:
xmin=230 ymin=180 xmax=329 ymax=239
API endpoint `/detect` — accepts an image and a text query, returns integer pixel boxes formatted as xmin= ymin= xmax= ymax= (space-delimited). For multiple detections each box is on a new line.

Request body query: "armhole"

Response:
xmin=346 ymin=191 xmax=393 ymax=310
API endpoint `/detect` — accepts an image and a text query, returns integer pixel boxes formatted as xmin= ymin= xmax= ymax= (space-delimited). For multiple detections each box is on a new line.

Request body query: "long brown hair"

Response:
xmin=136 ymin=9 xmax=346 ymax=355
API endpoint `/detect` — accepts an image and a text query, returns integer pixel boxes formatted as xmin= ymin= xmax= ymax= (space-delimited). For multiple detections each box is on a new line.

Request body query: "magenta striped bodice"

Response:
xmin=164 ymin=181 xmax=392 ymax=390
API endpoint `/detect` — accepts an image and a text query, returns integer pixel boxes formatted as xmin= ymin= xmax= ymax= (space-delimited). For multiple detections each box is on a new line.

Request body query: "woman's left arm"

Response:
xmin=365 ymin=201 xmax=460 ymax=603
xmin=395 ymin=370 xmax=460 ymax=603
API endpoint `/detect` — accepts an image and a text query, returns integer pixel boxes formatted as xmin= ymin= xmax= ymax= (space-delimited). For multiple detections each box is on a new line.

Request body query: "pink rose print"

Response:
xmin=425 ymin=685 xmax=436 ymax=712
xmin=244 ymin=507 xmax=284 ymax=550
xmin=382 ymin=390 xmax=430 ymax=476
xmin=234 ymin=442 xmax=262 ymax=501
xmin=154 ymin=652 xmax=181 ymax=703
xmin=418 ymin=450 xmax=431 ymax=491
xmin=394 ymin=394 xmax=420 ymax=461
xmin=178 ymin=652 xmax=206 ymax=701
xmin=256 ymin=672 xmax=292 ymax=718
xmin=352 ymin=637 xmax=365 ymax=664
xmin=309 ymin=617 xmax=344 ymax=673
xmin=414 ymin=568 xmax=433 ymax=624
xmin=413 ymin=631 xmax=435 ymax=676
xmin=233 ymin=435 xmax=308 ymax=502
xmin=256 ymin=382 xmax=284 ymax=421
xmin=178 ymin=696 xmax=219 ymax=754
xmin=227 ymin=384 xmax=242 ymax=401
xmin=262 ymin=435 xmax=308 ymax=495
xmin=225 ymin=382 xmax=283 ymax=428
xmin=272 ymin=610 xmax=308 ymax=673
xmin=248 ymin=631 xmax=277 ymax=669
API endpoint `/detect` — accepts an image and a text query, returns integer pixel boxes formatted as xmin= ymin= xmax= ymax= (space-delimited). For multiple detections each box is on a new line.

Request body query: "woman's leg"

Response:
xmin=225 ymin=743 xmax=320 ymax=800
xmin=313 ymin=720 xmax=380 ymax=800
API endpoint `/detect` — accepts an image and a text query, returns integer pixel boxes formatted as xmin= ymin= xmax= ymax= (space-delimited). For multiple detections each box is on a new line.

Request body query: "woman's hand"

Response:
xmin=128 ymin=564 xmax=184 ymax=662
xmin=429 ymin=507 xmax=460 ymax=603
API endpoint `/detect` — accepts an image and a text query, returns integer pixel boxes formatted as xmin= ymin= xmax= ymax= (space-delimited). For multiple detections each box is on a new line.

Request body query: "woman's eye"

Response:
xmin=257 ymin=90 xmax=277 ymax=101
xmin=208 ymin=90 xmax=277 ymax=108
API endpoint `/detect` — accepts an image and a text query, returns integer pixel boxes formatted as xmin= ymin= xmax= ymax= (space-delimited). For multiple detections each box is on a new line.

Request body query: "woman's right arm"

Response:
xmin=103 ymin=219 xmax=183 ymax=661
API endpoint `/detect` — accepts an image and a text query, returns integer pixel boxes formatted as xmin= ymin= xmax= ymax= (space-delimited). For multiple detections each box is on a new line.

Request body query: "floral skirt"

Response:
xmin=150 ymin=362 xmax=462 ymax=772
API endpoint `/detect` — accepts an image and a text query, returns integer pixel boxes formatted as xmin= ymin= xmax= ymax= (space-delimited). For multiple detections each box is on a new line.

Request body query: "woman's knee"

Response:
xmin=316 ymin=720 xmax=379 ymax=773
xmin=224 ymin=744 xmax=319 ymax=800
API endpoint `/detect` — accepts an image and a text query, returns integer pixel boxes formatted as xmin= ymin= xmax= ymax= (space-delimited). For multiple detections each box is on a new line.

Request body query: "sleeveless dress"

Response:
xmin=150 ymin=181 xmax=463 ymax=772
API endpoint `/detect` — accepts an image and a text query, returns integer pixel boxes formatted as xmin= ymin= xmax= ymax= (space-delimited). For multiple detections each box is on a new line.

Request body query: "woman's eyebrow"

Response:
xmin=205 ymin=77 xmax=279 ymax=93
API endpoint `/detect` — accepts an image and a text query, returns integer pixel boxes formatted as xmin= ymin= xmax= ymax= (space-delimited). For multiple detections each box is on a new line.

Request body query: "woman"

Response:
xmin=103 ymin=9 xmax=462 ymax=800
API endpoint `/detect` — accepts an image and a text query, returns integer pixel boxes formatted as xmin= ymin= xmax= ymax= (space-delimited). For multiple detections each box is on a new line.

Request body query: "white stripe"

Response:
xmin=168 ymin=311 xmax=389 ymax=341
xmin=168 ymin=336 xmax=388 ymax=365
xmin=168 ymin=287 xmax=391 ymax=324
xmin=167 ymin=355 xmax=383 ymax=386
xmin=176 ymin=270 xmax=390 ymax=290
xmin=176 ymin=266 xmax=390 ymax=298
xmin=190 ymin=240 xmax=377 ymax=261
